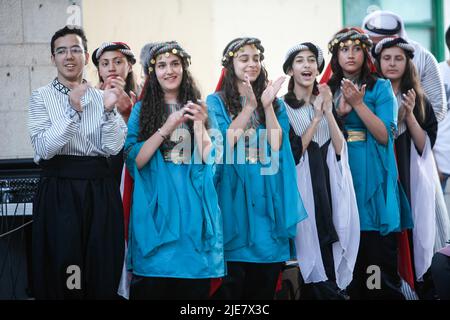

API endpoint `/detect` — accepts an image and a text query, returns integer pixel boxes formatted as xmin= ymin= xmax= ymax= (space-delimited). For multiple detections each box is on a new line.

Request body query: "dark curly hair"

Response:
xmin=219 ymin=39 xmax=279 ymax=123
xmin=327 ymin=27 xmax=378 ymax=95
xmin=137 ymin=56 xmax=202 ymax=142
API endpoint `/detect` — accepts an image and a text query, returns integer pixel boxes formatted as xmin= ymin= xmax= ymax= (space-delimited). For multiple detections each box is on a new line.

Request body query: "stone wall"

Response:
xmin=0 ymin=0 xmax=82 ymax=160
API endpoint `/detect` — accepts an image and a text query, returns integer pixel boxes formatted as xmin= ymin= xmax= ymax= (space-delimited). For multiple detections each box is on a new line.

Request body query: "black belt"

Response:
xmin=39 ymin=155 xmax=113 ymax=179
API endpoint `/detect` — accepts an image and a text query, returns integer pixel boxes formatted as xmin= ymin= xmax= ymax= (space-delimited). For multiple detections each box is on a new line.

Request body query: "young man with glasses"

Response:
xmin=28 ymin=26 xmax=127 ymax=299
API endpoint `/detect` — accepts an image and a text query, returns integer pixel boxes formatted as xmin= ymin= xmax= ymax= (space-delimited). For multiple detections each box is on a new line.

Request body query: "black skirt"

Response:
xmin=32 ymin=155 xmax=124 ymax=299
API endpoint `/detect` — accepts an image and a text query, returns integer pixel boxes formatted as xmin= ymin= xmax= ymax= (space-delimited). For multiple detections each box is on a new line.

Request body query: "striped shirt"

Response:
xmin=410 ymin=40 xmax=447 ymax=122
xmin=395 ymin=93 xmax=407 ymax=136
xmin=28 ymin=78 xmax=127 ymax=163
xmin=284 ymin=101 xmax=330 ymax=147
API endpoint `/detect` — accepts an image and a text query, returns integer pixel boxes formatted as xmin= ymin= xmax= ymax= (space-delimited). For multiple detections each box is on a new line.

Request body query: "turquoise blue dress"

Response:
xmin=207 ymin=93 xmax=308 ymax=263
xmin=340 ymin=79 xmax=413 ymax=235
xmin=124 ymin=101 xmax=225 ymax=279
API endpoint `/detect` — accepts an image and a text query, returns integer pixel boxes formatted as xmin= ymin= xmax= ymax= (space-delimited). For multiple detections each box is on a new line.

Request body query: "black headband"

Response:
xmin=364 ymin=21 xmax=402 ymax=36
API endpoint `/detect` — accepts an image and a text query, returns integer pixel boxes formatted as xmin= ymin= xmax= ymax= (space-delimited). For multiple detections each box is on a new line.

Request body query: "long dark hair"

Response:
xmin=220 ymin=60 xmax=279 ymax=124
xmin=138 ymin=57 xmax=202 ymax=142
xmin=327 ymin=27 xmax=378 ymax=95
xmin=284 ymin=73 xmax=319 ymax=109
xmin=377 ymin=55 xmax=426 ymax=123
xmin=375 ymin=45 xmax=426 ymax=124
xmin=400 ymin=59 xmax=425 ymax=123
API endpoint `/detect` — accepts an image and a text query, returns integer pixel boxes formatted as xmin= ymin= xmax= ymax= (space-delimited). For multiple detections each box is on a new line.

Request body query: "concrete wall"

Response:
xmin=0 ymin=0 xmax=82 ymax=160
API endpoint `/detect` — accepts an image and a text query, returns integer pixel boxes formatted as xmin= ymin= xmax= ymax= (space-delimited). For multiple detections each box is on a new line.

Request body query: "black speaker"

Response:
xmin=0 ymin=159 xmax=40 ymax=300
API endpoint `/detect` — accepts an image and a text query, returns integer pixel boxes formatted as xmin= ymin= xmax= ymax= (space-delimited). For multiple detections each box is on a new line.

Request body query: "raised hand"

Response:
xmin=401 ymin=89 xmax=416 ymax=117
xmin=318 ymin=84 xmax=333 ymax=113
xmin=182 ymin=100 xmax=208 ymax=125
xmin=313 ymin=94 xmax=324 ymax=121
xmin=341 ymin=78 xmax=366 ymax=108
xmin=103 ymin=76 xmax=126 ymax=90
xmin=261 ymin=76 xmax=286 ymax=109
xmin=336 ymin=94 xmax=352 ymax=117
xmin=69 ymin=82 xmax=91 ymax=112
xmin=241 ymin=74 xmax=258 ymax=110
xmin=103 ymin=87 xmax=127 ymax=111
xmin=162 ymin=108 xmax=189 ymax=135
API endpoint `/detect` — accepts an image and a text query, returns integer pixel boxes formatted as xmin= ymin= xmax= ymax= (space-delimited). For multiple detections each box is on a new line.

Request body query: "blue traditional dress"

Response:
xmin=335 ymin=78 xmax=413 ymax=235
xmin=206 ymin=93 xmax=308 ymax=263
xmin=124 ymin=101 xmax=225 ymax=279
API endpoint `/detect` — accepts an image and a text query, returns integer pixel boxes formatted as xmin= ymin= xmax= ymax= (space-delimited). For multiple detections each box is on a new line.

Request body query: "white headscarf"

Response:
xmin=362 ymin=10 xmax=408 ymax=39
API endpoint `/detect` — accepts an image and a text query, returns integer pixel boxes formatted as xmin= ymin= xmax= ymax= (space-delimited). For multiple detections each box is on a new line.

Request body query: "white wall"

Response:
xmin=82 ymin=0 xmax=342 ymax=96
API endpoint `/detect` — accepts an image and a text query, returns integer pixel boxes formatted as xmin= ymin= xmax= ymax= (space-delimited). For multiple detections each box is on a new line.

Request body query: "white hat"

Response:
xmin=362 ymin=10 xmax=407 ymax=39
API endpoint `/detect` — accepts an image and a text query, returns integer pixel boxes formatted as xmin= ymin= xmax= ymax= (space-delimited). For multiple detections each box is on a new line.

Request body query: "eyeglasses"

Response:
xmin=54 ymin=46 xmax=84 ymax=56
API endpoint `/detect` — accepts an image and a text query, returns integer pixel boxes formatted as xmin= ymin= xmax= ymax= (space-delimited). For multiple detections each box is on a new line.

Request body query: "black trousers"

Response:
xmin=212 ymin=261 xmax=283 ymax=300
xmin=129 ymin=275 xmax=211 ymax=300
xmin=32 ymin=156 xmax=124 ymax=299
xmin=430 ymin=252 xmax=450 ymax=300
xmin=347 ymin=231 xmax=405 ymax=300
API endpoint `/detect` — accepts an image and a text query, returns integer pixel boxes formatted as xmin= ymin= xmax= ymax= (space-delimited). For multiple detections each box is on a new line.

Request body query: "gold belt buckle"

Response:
xmin=347 ymin=130 xmax=366 ymax=142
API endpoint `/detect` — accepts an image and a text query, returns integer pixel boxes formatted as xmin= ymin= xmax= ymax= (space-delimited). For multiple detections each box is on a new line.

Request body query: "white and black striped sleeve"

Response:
xmin=418 ymin=51 xmax=447 ymax=122
xmin=28 ymin=89 xmax=80 ymax=161
xmin=100 ymin=107 xmax=127 ymax=156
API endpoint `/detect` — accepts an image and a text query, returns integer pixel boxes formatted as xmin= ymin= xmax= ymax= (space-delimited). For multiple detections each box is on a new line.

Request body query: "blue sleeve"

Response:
xmin=124 ymin=102 xmax=145 ymax=178
xmin=206 ymin=93 xmax=229 ymax=187
xmin=275 ymin=98 xmax=291 ymax=134
xmin=365 ymin=80 xmax=406 ymax=234
xmin=206 ymin=93 xmax=230 ymax=134
xmin=373 ymin=79 xmax=398 ymax=134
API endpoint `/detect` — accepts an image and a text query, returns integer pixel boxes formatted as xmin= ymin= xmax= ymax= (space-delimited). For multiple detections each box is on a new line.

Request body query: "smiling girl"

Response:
xmin=207 ymin=37 xmax=307 ymax=299
xmin=282 ymin=42 xmax=359 ymax=299
xmin=124 ymin=41 xmax=224 ymax=299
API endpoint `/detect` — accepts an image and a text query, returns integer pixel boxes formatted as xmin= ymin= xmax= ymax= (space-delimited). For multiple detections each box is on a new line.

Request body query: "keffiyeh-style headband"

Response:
xmin=92 ymin=42 xmax=136 ymax=66
xmin=373 ymin=37 xmax=415 ymax=60
xmin=221 ymin=37 xmax=265 ymax=66
xmin=283 ymin=42 xmax=325 ymax=74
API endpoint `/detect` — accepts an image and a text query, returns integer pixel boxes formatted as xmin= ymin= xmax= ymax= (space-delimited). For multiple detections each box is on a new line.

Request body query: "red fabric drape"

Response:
xmin=215 ymin=68 xmax=227 ymax=92
xmin=122 ymin=169 xmax=133 ymax=240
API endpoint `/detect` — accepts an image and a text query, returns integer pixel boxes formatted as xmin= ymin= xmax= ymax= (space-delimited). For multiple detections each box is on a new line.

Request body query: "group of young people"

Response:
xmin=28 ymin=9 xmax=450 ymax=300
